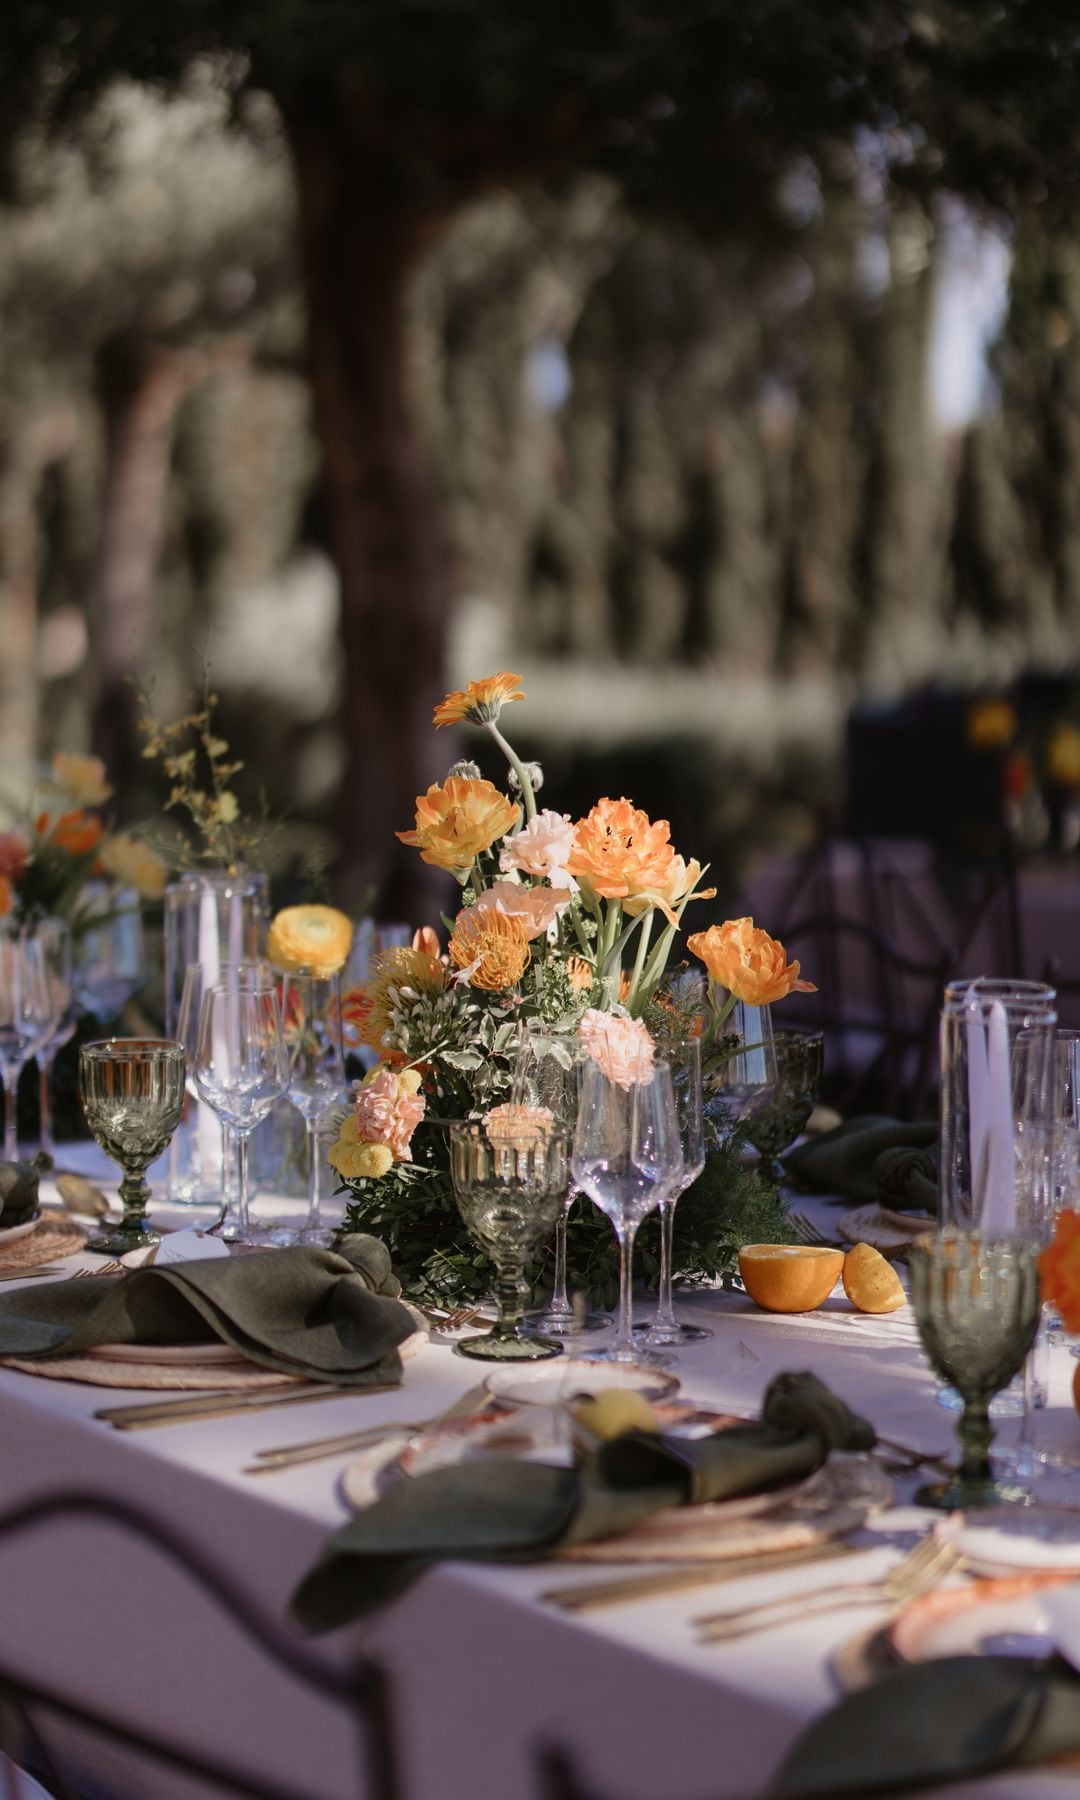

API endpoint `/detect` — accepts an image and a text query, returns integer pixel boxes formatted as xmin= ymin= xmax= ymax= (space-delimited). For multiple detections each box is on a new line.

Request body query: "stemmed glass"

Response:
xmin=33 ymin=919 xmax=76 ymax=1158
xmin=78 ymin=1040 xmax=186 ymax=1254
xmin=910 ymin=1229 xmax=1040 ymax=1509
xmin=513 ymin=1027 xmax=609 ymax=1337
xmin=703 ymin=999 xmax=778 ymax=1146
xmin=0 ymin=927 xmax=59 ymax=1162
xmin=275 ymin=972 xmax=345 ymax=1247
xmin=572 ymin=1053 xmax=684 ymax=1366
xmin=177 ymin=962 xmax=271 ymax=1238
xmin=195 ymin=984 xmax=289 ymax=1248
xmin=745 ymin=1028 xmax=824 ymax=1182
xmin=76 ymin=897 xmax=145 ymax=1023
xmin=636 ymin=1037 xmax=709 ymax=1348
xmin=449 ymin=1116 xmax=571 ymax=1361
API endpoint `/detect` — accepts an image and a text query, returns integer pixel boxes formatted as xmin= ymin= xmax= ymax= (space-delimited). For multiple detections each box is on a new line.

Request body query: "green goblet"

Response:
xmin=910 ymin=1229 xmax=1040 ymax=1510
xmin=745 ymin=1029 xmax=824 ymax=1182
xmin=79 ymin=1040 xmax=186 ymax=1255
xmin=449 ymin=1116 xmax=570 ymax=1362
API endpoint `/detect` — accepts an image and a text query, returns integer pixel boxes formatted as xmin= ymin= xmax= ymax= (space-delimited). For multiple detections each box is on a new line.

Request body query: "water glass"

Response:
xmin=78 ymin=1040 xmax=186 ymax=1254
xmin=636 ymin=1036 xmax=709 ymax=1348
xmin=195 ymin=985 xmax=289 ymax=1246
xmin=0 ymin=927 xmax=59 ymax=1161
xmin=449 ymin=1117 xmax=571 ymax=1361
xmin=277 ymin=972 xmax=345 ymax=1247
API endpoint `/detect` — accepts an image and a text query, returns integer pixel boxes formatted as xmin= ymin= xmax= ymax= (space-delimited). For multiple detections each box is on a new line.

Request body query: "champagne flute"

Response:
xmin=0 ymin=927 xmax=58 ymax=1161
xmin=195 ymin=985 xmax=289 ymax=1246
xmin=275 ymin=972 xmax=346 ymax=1247
xmin=513 ymin=1027 xmax=610 ymax=1337
xmin=572 ymin=1053 xmax=684 ymax=1366
xmin=449 ymin=1116 xmax=571 ymax=1361
xmin=636 ymin=1036 xmax=709 ymax=1348
xmin=78 ymin=1040 xmax=186 ymax=1254
xmin=32 ymin=918 xmax=75 ymax=1158
xmin=910 ymin=1229 xmax=1040 ymax=1510
xmin=176 ymin=962 xmax=272 ymax=1230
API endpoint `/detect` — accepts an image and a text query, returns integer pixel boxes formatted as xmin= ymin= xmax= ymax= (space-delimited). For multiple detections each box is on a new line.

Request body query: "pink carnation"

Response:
xmin=472 ymin=879 xmax=570 ymax=939
xmin=577 ymin=1008 xmax=655 ymax=1089
xmin=354 ymin=1069 xmax=426 ymax=1160
xmin=500 ymin=810 xmax=578 ymax=891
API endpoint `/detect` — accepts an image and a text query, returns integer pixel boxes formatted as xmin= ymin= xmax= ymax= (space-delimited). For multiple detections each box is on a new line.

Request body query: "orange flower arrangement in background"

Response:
xmin=396 ymin=776 xmax=519 ymax=878
xmin=43 ymin=810 xmax=104 ymax=858
xmin=50 ymin=752 xmax=113 ymax=808
xmin=1039 ymin=1209 xmax=1080 ymax=1331
xmin=433 ymin=672 xmax=525 ymax=729
xmin=449 ymin=906 xmax=531 ymax=991
xmin=266 ymin=904 xmax=353 ymax=976
xmin=688 ymin=917 xmax=815 ymax=1007
xmin=0 ymin=876 xmax=11 ymax=917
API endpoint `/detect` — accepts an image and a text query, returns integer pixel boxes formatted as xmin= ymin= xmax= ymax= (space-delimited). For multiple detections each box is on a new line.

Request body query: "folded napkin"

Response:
xmin=0 ymin=1159 xmax=42 ymax=1227
xmin=291 ymin=1371 xmax=875 ymax=1631
xmin=784 ymin=1117 xmax=938 ymax=1213
xmin=0 ymin=1234 xmax=414 ymax=1386
xmin=769 ymin=1654 xmax=1080 ymax=1797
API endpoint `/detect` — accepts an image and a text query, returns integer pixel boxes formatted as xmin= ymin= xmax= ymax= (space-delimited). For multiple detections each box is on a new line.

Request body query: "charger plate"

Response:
xmin=0 ymin=1214 xmax=41 ymax=1248
xmin=0 ymin=1215 xmax=86 ymax=1270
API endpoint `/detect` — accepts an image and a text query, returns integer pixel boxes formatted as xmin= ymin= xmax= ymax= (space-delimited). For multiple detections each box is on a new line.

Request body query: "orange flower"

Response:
xmin=448 ymin=906 xmax=531 ymax=991
xmin=266 ymin=905 xmax=353 ymax=976
xmin=0 ymin=831 xmax=28 ymax=884
xmin=412 ymin=926 xmax=441 ymax=958
xmin=44 ymin=810 xmax=104 ymax=857
xmin=350 ymin=946 xmax=446 ymax=1054
xmin=433 ymin=672 xmax=525 ymax=729
xmin=0 ymin=875 xmax=11 ymax=917
xmin=567 ymin=956 xmax=594 ymax=993
xmin=567 ymin=797 xmax=682 ymax=913
xmin=1047 ymin=722 xmax=1080 ymax=788
xmin=622 ymin=854 xmax=716 ymax=928
xmin=1039 ymin=1209 xmax=1080 ymax=1332
xmin=396 ymin=777 xmax=519 ymax=877
xmin=965 ymin=699 xmax=1017 ymax=751
xmin=688 ymin=918 xmax=816 ymax=1006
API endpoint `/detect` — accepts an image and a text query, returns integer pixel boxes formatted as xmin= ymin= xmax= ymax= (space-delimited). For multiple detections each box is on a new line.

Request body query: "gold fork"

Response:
xmin=695 ymin=1534 xmax=960 ymax=1642
xmin=243 ymin=1381 xmax=492 ymax=1473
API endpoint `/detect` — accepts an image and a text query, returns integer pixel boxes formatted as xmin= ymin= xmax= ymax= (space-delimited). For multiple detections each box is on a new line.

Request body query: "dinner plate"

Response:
xmin=0 ymin=1213 xmax=41 ymax=1248
xmin=936 ymin=1505 xmax=1080 ymax=1577
xmin=85 ymin=1341 xmax=252 ymax=1367
xmin=485 ymin=1359 xmax=680 ymax=1407
xmin=398 ymin=1399 xmax=727 ymax=1479
xmin=889 ymin=1573 xmax=1077 ymax=1664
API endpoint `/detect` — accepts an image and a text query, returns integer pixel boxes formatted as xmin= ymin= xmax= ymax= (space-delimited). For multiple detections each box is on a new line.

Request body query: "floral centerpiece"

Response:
xmin=329 ymin=673 xmax=812 ymax=1307
xmin=0 ymin=752 xmax=166 ymax=926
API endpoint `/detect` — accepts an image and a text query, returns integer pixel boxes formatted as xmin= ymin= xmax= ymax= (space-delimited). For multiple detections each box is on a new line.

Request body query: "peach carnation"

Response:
xmin=483 ymin=1102 xmax=556 ymax=1145
xmin=500 ymin=810 xmax=578 ymax=890
xmin=687 ymin=918 xmax=815 ymax=1006
xmin=354 ymin=1067 xmax=426 ymax=1161
xmin=577 ymin=1008 xmax=655 ymax=1088
xmin=471 ymin=879 xmax=570 ymax=939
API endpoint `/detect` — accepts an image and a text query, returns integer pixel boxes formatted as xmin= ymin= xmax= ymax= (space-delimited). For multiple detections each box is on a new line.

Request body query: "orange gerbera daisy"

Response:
xmin=448 ymin=906 xmax=531 ymax=992
xmin=567 ymin=797 xmax=681 ymax=911
xmin=396 ymin=777 xmax=519 ymax=877
xmin=433 ymin=672 xmax=525 ymax=729
xmin=687 ymin=918 xmax=816 ymax=1006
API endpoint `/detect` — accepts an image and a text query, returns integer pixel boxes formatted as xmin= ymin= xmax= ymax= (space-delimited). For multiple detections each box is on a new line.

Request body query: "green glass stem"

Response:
xmin=958 ymin=1393 xmax=994 ymax=1487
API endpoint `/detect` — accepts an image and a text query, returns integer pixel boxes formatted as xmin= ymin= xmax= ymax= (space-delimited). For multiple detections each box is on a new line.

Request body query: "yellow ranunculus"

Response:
xmin=328 ymin=1137 xmax=394 ymax=1181
xmin=267 ymin=904 xmax=353 ymax=975
xmin=396 ymin=777 xmax=519 ymax=877
xmin=1048 ymin=722 xmax=1080 ymax=788
xmin=688 ymin=918 xmax=816 ymax=1006
xmin=98 ymin=833 xmax=168 ymax=899
xmin=51 ymin=752 xmax=113 ymax=807
xmin=966 ymin=699 xmax=1017 ymax=750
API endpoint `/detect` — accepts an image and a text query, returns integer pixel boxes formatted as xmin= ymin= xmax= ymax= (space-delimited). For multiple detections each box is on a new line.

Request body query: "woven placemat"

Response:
xmin=0 ymin=1214 xmax=87 ymax=1272
xmin=0 ymin=1354 xmax=304 ymax=1391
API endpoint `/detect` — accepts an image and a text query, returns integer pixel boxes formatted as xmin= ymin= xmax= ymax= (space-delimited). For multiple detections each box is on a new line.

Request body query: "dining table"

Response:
xmin=1 ymin=1147 xmax=1079 ymax=1800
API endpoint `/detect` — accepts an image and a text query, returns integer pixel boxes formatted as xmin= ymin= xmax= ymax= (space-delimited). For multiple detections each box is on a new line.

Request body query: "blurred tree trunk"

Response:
xmin=0 ymin=407 xmax=78 ymax=765
xmin=287 ymin=114 xmax=453 ymax=918
xmin=89 ymin=338 xmax=205 ymax=798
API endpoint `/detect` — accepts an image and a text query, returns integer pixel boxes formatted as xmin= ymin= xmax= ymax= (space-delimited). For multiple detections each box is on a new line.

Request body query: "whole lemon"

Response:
xmin=572 ymin=1390 xmax=658 ymax=1440
xmin=842 ymin=1242 xmax=905 ymax=1314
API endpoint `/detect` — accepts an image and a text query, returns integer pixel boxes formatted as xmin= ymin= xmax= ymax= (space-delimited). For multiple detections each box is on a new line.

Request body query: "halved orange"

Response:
xmin=738 ymin=1243 xmax=844 ymax=1313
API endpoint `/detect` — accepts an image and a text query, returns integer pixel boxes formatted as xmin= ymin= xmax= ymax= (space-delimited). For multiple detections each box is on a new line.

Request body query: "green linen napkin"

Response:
xmin=291 ymin=1371 xmax=875 ymax=1631
xmin=0 ymin=1159 xmax=42 ymax=1227
xmin=783 ymin=1117 xmax=938 ymax=1213
xmin=769 ymin=1654 xmax=1080 ymax=1797
xmin=0 ymin=1234 xmax=414 ymax=1386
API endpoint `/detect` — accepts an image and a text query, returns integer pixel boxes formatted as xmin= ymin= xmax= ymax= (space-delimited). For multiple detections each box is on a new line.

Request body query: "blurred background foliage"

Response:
xmin=1 ymin=4 xmax=1080 ymax=916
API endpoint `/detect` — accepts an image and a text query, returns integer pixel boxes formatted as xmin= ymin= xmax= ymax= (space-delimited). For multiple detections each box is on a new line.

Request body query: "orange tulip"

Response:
xmin=48 ymin=810 xmax=104 ymax=857
xmin=567 ymin=797 xmax=682 ymax=913
xmin=688 ymin=918 xmax=815 ymax=1007
xmin=396 ymin=777 xmax=519 ymax=877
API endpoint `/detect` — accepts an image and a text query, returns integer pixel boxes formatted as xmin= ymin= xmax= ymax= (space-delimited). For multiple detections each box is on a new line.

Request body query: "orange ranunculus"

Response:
xmin=567 ymin=797 xmax=682 ymax=912
xmin=448 ymin=906 xmax=531 ymax=992
xmin=266 ymin=904 xmax=353 ymax=976
xmin=51 ymin=751 xmax=113 ymax=807
xmin=687 ymin=918 xmax=816 ymax=1006
xmin=46 ymin=810 xmax=104 ymax=857
xmin=433 ymin=672 xmax=525 ymax=729
xmin=0 ymin=875 xmax=11 ymax=917
xmin=1039 ymin=1209 xmax=1080 ymax=1332
xmin=1047 ymin=722 xmax=1080 ymax=788
xmin=965 ymin=699 xmax=1017 ymax=751
xmin=396 ymin=777 xmax=519 ymax=877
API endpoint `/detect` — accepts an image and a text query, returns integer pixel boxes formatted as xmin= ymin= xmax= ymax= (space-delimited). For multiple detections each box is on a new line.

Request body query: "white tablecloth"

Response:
xmin=2 ymin=1159 xmax=1079 ymax=1800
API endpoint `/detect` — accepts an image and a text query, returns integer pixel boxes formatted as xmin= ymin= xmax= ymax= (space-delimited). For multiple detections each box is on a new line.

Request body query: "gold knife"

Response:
xmin=96 ymin=1381 xmax=397 ymax=1429
xmin=540 ymin=1541 xmax=860 ymax=1612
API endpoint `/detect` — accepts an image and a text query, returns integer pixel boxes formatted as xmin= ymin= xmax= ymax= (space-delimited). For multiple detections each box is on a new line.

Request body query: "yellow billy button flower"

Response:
xmin=266 ymin=904 xmax=353 ymax=976
xmin=396 ymin=776 xmax=519 ymax=878
xmin=433 ymin=672 xmax=525 ymax=729
xmin=329 ymin=1137 xmax=394 ymax=1181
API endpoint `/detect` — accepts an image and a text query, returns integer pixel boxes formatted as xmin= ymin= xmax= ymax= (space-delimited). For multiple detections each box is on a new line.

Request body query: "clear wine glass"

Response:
xmin=572 ymin=1053 xmax=684 ymax=1366
xmin=33 ymin=918 xmax=76 ymax=1158
xmin=0 ymin=926 xmax=59 ymax=1162
xmin=76 ymin=894 xmax=145 ymax=1023
xmin=703 ymin=999 xmax=778 ymax=1146
xmin=176 ymin=961 xmax=272 ymax=1236
xmin=636 ymin=1036 xmax=709 ymax=1348
xmin=513 ymin=1027 xmax=610 ymax=1337
xmin=78 ymin=1039 xmax=186 ymax=1254
xmin=274 ymin=972 xmax=346 ymax=1248
xmin=194 ymin=984 xmax=289 ymax=1248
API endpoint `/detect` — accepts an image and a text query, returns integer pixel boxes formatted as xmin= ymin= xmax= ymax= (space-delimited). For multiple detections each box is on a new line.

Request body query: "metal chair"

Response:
xmin=0 ymin=1491 xmax=401 ymax=1800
